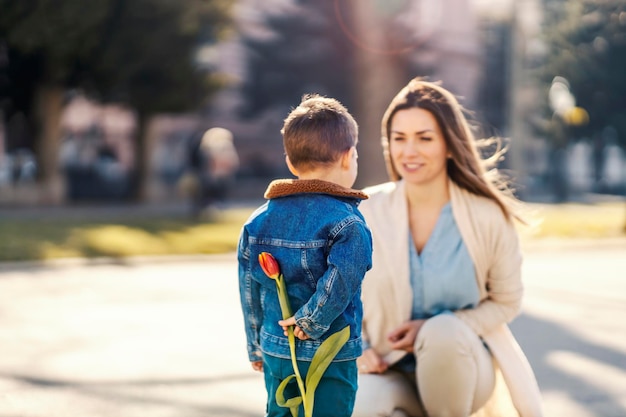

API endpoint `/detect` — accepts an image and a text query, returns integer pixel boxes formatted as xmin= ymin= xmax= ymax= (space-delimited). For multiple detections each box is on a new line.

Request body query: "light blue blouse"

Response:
xmin=408 ymin=202 xmax=479 ymax=319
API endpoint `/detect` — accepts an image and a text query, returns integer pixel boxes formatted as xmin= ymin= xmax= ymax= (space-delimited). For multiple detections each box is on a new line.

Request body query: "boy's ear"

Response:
xmin=286 ymin=156 xmax=299 ymax=177
xmin=341 ymin=147 xmax=356 ymax=169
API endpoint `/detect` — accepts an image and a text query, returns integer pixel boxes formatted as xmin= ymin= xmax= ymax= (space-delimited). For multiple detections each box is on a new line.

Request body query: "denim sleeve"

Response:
xmin=294 ymin=219 xmax=373 ymax=339
xmin=237 ymin=229 xmax=263 ymax=362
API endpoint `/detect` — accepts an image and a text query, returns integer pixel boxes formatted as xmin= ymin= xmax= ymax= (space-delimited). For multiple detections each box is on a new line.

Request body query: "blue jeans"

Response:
xmin=263 ymin=353 xmax=358 ymax=417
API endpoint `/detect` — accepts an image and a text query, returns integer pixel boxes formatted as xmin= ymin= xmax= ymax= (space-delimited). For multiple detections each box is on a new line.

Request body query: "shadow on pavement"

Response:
xmin=511 ymin=313 xmax=626 ymax=416
xmin=2 ymin=372 xmax=260 ymax=417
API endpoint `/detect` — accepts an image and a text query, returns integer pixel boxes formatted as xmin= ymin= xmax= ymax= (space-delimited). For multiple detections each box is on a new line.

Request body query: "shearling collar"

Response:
xmin=264 ymin=179 xmax=369 ymax=201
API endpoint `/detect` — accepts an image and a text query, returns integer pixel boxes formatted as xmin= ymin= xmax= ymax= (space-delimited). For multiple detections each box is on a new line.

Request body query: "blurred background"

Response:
xmin=0 ymin=0 xmax=625 ymax=261
xmin=1 ymin=0 xmax=625 ymax=202
xmin=0 ymin=2 xmax=625 ymax=416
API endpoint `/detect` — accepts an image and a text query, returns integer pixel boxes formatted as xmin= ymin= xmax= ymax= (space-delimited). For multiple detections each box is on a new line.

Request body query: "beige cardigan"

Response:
xmin=359 ymin=180 xmax=543 ymax=417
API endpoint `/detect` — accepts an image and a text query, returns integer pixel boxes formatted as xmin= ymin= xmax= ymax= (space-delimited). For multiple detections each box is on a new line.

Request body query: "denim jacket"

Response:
xmin=238 ymin=179 xmax=373 ymax=363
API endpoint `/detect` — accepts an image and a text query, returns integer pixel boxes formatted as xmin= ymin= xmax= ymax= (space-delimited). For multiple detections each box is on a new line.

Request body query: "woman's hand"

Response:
xmin=387 ymin=319 xmax=426 ymax=352
xmin=357 ymin=348 xmax=388 ymax=374
xmin=278 ymin=316 xmax=310 ymax=340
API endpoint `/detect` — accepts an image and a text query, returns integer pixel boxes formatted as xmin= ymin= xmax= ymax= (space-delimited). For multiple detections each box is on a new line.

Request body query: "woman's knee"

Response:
xmin=414 ymin=314 xmax=496 ymax=414
xmin=353 ymin=372 xmax=422 ymax=417
xmin=415 ymin=313 xmax=477 ymax=354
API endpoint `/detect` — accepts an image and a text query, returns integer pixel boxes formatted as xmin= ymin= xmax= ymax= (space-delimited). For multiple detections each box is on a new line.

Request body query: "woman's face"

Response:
xmin=389 ymin=107 xmax=449 ymax=186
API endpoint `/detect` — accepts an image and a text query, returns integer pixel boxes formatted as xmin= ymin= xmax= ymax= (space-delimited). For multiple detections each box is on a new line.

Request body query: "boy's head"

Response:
xmin=281 ymin=94 xmax=358 ymax=177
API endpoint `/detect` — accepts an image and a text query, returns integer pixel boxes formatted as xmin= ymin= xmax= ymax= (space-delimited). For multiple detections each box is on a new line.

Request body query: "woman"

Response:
xmin=353 ymin=78 xmax=543 ymax=417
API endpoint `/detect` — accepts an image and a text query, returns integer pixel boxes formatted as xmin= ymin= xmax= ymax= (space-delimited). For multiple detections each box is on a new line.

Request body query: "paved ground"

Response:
xmin=0 ymin=241 xmax=624 ymax=417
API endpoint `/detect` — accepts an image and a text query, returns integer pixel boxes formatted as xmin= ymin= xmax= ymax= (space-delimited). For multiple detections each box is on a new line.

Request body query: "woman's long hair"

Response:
xmin=381 ymin=77 xmax=522 ymax=222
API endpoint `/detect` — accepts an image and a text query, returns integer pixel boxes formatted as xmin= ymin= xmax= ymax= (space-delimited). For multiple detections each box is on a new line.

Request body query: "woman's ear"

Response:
xmin=286 ymin=156 xmax=299 ymax=177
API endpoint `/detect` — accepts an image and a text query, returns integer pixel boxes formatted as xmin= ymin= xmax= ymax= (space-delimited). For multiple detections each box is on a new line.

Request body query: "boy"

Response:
xmin=237 ymin=94 xmax=373 ymax=417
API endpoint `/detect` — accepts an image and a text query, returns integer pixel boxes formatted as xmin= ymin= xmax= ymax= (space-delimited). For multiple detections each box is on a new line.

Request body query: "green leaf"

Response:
xmin=303 ymin=325 xmax=350 ymax=417
xmin=275 ymin=374 xmax=302 ymax=417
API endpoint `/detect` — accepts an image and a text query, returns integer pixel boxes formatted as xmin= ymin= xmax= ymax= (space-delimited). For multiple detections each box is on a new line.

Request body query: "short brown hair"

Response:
xmin=282 ymin=94 xmax=358 ymax=172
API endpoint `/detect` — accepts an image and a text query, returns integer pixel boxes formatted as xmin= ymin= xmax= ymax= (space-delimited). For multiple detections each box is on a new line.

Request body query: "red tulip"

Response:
xmin=259 ymin=252 xmax=281 ymax=280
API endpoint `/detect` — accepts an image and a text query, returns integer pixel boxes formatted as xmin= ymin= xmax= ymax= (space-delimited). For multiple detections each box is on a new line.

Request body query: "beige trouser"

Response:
xmin=353 ymin=314 xmax=496 ymax=417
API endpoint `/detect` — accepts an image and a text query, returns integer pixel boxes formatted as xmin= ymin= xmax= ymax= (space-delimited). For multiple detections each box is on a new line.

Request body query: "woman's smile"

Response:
xmin=401 ymin=162 xmax=424 ymax=173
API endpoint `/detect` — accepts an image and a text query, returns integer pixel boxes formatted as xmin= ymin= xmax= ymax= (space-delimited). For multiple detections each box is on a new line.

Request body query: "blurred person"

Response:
xmin=6 ymin=148 xmax=37 ymax=184
xmin=352 ymin=78 xmax=543 ymax=417
xmin=187 ymin=127 xmax=239 ymax=217
xmin=200 ymin=127 xmax=239 ymax=201
xmin=237 ymin=94 xmax=373 ymax=417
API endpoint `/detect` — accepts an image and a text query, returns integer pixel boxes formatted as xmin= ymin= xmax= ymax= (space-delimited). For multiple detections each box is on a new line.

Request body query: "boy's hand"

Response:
xmin=278 ymin=316 xmax=310 ymax=340
xmin=251 ymin=361 xmax=263 ymax=372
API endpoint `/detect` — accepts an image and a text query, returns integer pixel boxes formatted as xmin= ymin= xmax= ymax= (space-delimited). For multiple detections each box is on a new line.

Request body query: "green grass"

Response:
xmin=0 ymin=208 xmax=255 ymax=262
xmin=518 ymin=202 xmax=626 ymax=240
xmin=0 ymin=202 xmax=624 ymax=262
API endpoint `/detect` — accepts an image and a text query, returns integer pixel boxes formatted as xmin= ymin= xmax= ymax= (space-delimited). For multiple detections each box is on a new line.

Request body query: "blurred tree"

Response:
xmin=476 ymin=22 xmax=512 ymax=137
xmin=0 ymin=0 xmax=232 ymax=201
xmin=538 ymin=0 xmax=625 ymax=228
xmin=536 ymin=0 xmax=626 ymax=196
xmin=238 ymin=1 xmax=356 ymax=119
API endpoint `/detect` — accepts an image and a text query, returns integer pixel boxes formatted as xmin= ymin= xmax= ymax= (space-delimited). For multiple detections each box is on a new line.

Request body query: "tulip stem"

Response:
xmin=287 ymin=327 xmax=307 ymax=414
xmin=277 ymin=273 xmax=308 ymax=413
